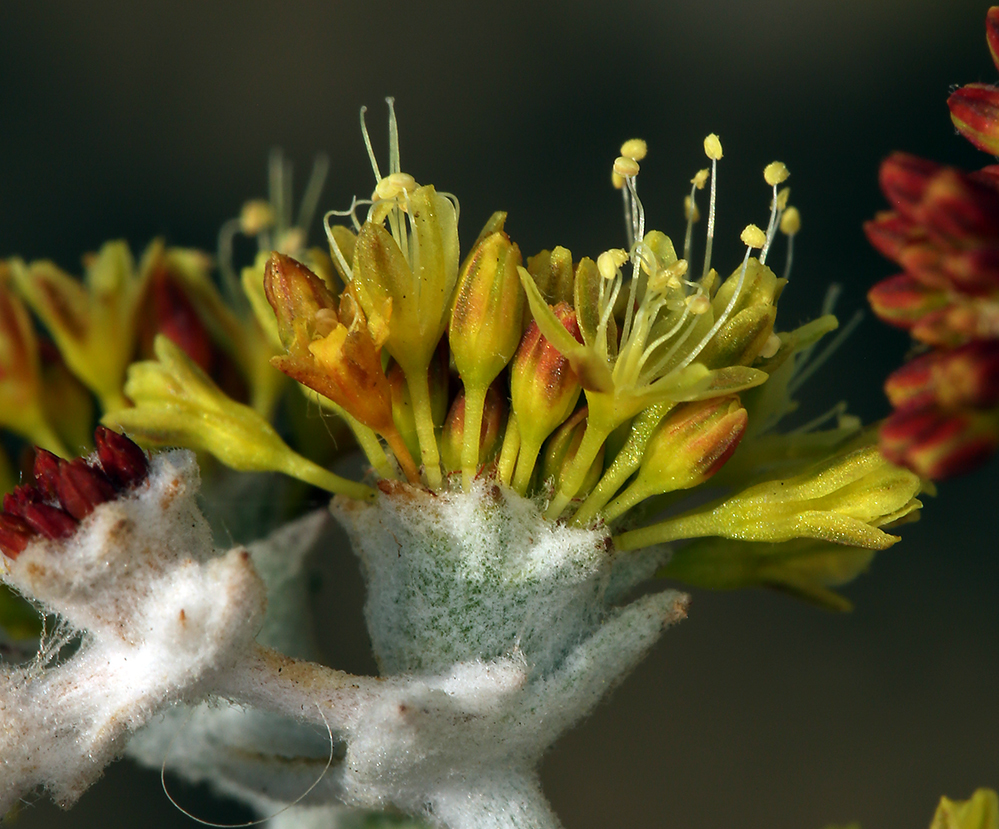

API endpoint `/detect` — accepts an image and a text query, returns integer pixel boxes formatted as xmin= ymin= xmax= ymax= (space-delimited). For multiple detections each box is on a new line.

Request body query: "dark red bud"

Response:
xmin=32 ymin=449 xmax=62 ymax=501
xmin=920 ymin=168 xmax=999 ymax=244
xmin=56 ymin=458 xmax=117 ymax=520
xmin=879 ymin=153 xmax=940 ymax=219
xmin=95 ymin=426 xmax=149 ymax=490
xmin=3 ymin=486 xmax=41 ymax=519
xmin=863 ymin=212 xmax=917 ymax=263
xmin=0 ymin=513 xmax=34 ymax=559
xmin=22 ymin=502 xmax=78 ymax=540
xmin=988 ymin=6 xmax=999 ymax=72
xmin=148 ymin=266 xmax=214 ymax=372
xmin=867 ymin=274 xmax=948 ymax=329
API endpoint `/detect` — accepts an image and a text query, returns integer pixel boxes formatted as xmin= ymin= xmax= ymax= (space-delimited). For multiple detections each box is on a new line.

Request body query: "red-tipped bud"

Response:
xmin=880 ymin=403 xmax=999 ymax=479
xmin=0 ymin=513 xmax=33 ymax=559
xmin=21 ymin=502 xmax=78 ymax=540
xmin=948 ymin=83 xmax=999 ymax=157
xmin=95 ymin=425 xmax=150 ymax=490
xmin=510 ymin=302 xmax=584 ymax=452
xmin=867 ymin=274 xmax=949 ymax=329
xmin=55 ymin=458 xmax=117 ymax=520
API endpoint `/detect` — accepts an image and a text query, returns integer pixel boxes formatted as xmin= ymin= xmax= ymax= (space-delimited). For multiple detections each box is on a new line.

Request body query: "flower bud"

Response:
xmin=928 ymin=787 xmax=999 ymax=829
xmin=879 ymin=402 xmax=999 ymax=479
xmin=440 ymin=383 xmax=506 ymax=475
xmin=659 ymin=536 xmax=876 ymax=612
xmin=526 ymin=246 xmax=574 ymax=308
xmin=449 ymin=230 xmax=525 ymax=391
xmin=867 ymin=274 xmax=949 ymax=330
xmin=510 ymin=303 xmax=584 ymax=452
xmin=617 ymin=445 xmax=922 ymax=552
xmin=948 ymin=83 xmax=999 ymax=156
xmin=602 ymin=397 xmax=747 ymax=522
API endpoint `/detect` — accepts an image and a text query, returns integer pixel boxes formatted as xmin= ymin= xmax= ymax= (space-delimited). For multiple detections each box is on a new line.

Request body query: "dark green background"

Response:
xmin=1 ymin=1 xmax=996 ymax=827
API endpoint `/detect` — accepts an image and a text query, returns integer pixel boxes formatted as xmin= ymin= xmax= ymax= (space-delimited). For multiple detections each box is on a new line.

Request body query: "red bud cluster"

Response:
xmin=866 ymin=7 xmax=999 ymax=479
xmin=0 ymin=426 xmax=149 ymax=559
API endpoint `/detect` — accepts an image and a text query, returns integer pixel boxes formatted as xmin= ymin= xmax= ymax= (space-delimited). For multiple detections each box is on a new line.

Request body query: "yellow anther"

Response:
xmin=838 ymin=413 xmax=862 ymax=431
xmin=239 ymin=200 xmax=276 ymax=235
xmin=691 ymin=168 xmax=709 ymax=189
xmin=314 ymin=307 xmax=339 ymax=337
xmin=780 ymin=206 xmax=801 ymax=236
xmin=665 ymin=259 xmax=689 ymax=280
xmin=685 ymin=294 xmax=711 ymax=315
xmin=619 ymin=138 xmax=648 ymax=161
xmin=775 ymin=186 xmax=791 ymax=211
xmin=648 ymin=259 xmax=688 ymax=294
xmin=684 ymin=195 xmax=701 ymax=223
xmin=597 ymin=249 xmax=629 ymax=280
xmin=611 ymin=171 xmax=626 ymax=190
xmin=759 ymin=332 xmax=782 ymax=359
xmin=613 ymin=156 xmax=641 ymax=178
xmin=741 ymin=224 xmax=767 ymax=249
xmin=703 ymin=134 xmax=723 ymax=161
xmin=764 ymin=161 xmax=789 ymax=186
xmin=374 ymin=171 xmax=418 ymax=201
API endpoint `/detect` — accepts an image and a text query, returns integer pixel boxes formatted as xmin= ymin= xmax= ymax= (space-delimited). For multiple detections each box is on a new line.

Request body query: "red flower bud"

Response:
xmin=948 ymin=83 xmax=999 ymax=157
xmin=880 ymin=403 xmax=999 ymax=479
xmin=0 ymin=513 xmax=33 ymax=559
xmin=878 ymin=153 xmax=940 ymax=220
xmin=867 ymin=274 xmax=948 ymax=330
xmin=55 ymin=458 xmax=117 ymax=520
xmin=21 ymin=502 xmax=78 ymax=540
xmin=32 ymin=448 xmax=62 ymax=501
xmin=94 ymin=425 xmax=150 ymax=491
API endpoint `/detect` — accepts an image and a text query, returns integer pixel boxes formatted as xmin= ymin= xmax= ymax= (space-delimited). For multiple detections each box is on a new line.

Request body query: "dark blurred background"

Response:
xmin=2 ymin=1 xmax=996 ymax=827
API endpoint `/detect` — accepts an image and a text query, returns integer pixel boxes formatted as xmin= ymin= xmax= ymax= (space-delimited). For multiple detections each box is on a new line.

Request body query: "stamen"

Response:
xmin=760 ymin=162 xmax=789 ymax=265
xmin=788 ymin=309 xmax=863 ymax=395
xmin=620 ymin=138 xmax=648 ymax=161
xmin=324 ymin=211 xmax=355 ymax=280
xmin=702 ymin=135 xmax=722 ymax=279
xmin=780 ymin=205 xmax=800 ymax=281
xmin=386 ymin=97 xmax=401 ymax=175
xmin=295 ymin=154 xmax=330 ymax=233
xmin=740 ymin=224 xmax=767 ymax=249
xmin=359 ymin=106 xmax=383 ymax=183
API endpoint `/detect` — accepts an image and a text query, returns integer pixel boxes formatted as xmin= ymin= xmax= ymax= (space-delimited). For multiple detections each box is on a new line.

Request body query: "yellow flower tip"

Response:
xmin=759 ymin=332 xmax=782 ymax=359
xmin=703 ymin=133 xmax=723 ymax=161
xmin=619 ymin=138 xmax=648 ymax=161
xmin=741 ymin=224 xmax=767 ymax=249
xmin=374 ymin=171 xmax=419 ymax=202
xmin=685 ymin=294 xmax=711 ymax=315
xmin=238 ymin=200 xmax=276 ymax=235
xmin=597 ymin=249 xmax=630 ymax=280
xmin=763 ymin=161 xmax=789 ymax=186
xmin=691 ymin=168 xmax=710 ymax=189
xmin=780 ymin=206 xmax=801 ymax=236
xmin=612 ymin=156 xmax=640 ymax=179
xmin=683 ymin=195 xmax=701 ymax=223
xmin=775 ymin=186 xmax=791 ymax=211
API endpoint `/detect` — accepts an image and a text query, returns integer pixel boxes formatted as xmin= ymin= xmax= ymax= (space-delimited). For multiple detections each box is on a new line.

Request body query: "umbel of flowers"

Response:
xmin=867 ymin=5 xmax=999 ymax=478
xmin=0 ymin=101 xmax=923 ymax=828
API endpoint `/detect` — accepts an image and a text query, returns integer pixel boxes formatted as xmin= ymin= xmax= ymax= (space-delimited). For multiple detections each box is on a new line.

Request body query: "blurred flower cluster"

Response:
xmin=867 ymin=6 xmax=999 ymax=478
